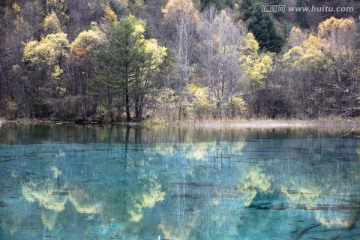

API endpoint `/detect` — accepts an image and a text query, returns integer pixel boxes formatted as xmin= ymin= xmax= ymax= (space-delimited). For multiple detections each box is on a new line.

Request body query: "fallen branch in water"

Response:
xmin=292 ymin=223 xmax=321 ymax=240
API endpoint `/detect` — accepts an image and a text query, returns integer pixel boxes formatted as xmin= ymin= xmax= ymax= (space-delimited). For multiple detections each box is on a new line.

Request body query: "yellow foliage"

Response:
xmin=144 ymin=39 xmax=167 ymax=70
xmin=240 ymin=34 xmax=273 ymax=88
xmin=41 ymin=210 xmax=58 ymax=230
xmin=318 ymin=17 xmax=356 ymax=57
xmin=70 ymin=29 xmax=103 ymax=55
xmin=318 ymin=17 xmax=356 ymax=40
xmin=188 ymin=83 xmax=199 ymax=93
xmin=50 ymin=166 xmax=62 ymax=178
xmin=288 ymin=27 xmax=307 ymax=47
xmin=229 ymin=95 xmax=247 ymax=114
xmin=133 ymin=23 xmax=145 ymax=36
xmin=103 ymin=6 xmax=118 ymax=22
xmin=23 ymin=32 xmax=69 ymax=70
xmin=22 ymin=179 xmax=67 ymax=212
xmin=43 ymin=11 xmax=62 ymax=34
xmin=187 ymin=84 xmax=214 ymax=116
xmin=129 ymin=182 xmax=165 ymax=222
xmin=284 ymin=35 xmax=329 ymax=71
xmin=51 ymin=65 xmax=63 ymax=79
xmin=240 ymin=33 xmax=259 ymax=57
xmin=193 ymin=87 xmax=210 ymax=105
xmin=68 ymin=193 xmax=102 ymax=214
xmin=316 ymin=211 xmax=353 ymax=228
xmin=12 ymin=3 xmax=21 ymax=13
xmin=142 ymin=183 xmax=165 ymax=208
xmin=162 ymin=0 xmax=200 ymax=24
xmin=286 ymin=21 xmax=347 ymax=64
xmin=238 ymin=166 xmax=272 ymax=206
xmin=129 ymin=210 xmax=143 ymax=222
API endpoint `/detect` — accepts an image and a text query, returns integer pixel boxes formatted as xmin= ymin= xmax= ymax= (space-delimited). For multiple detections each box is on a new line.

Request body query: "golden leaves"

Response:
xmin=70 ymin=29 xmax=104 ymax=56
xmin=103 ymin=6 xmax=118 ymax=22
xmin=162 ymin=0 xmax=200 ymax=26
xmin=240 ymin=33 xmax=273 ymax=88
xmin=318 ymin=17 xmax=356 ymax=40
xmin=23 ymin=32 xmax=69 ymax=73
xmin=43 ymin=11 xmax=62 ymax=34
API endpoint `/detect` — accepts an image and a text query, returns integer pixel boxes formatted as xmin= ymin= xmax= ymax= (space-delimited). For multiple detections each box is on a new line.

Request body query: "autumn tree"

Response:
xmin=162 ymin=0 xmax=200 ymax=120
xmin=287 ymin=27 xmax=307 ymax=48
xmin=199 ymin=8 xmax=246 ymax=119
xmin=281 ymin=17 xmax=359 ymax=118
xmin=240 ymin=33 xmax=273 ymax=116
xmin=318 ymin=17 xmax=359 ymax=116
xmin=0 ymin=1 xmax=43 ymax=118
xmin=23 ymin=13 xmax=70 ymax=117
xmin=283 ymin=35 xmax=331 ymax=117
xmin=70 ymin=23 xmax=104 ymax=95
xmin=43 ymin=11 xmax=62 ymax=34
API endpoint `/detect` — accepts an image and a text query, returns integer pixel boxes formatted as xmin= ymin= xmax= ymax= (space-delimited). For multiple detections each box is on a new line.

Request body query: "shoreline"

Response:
xmin=1 ymin=118 xmax=359 ymax=128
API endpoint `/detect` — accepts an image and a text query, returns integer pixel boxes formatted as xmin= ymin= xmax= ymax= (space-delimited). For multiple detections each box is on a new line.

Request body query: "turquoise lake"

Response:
xmin=0 ymin=124 xmax=360 ymax=239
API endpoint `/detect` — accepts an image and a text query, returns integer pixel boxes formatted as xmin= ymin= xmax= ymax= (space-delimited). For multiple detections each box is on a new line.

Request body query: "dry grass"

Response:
xmin=143 ymin=117 xmax=360 ymax=128
xmin=2 ymin=117 xmax=360 ymax=129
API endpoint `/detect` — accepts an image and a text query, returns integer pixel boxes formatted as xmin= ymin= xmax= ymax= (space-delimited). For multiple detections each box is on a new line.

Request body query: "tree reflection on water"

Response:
xmin=0 ymin=125 xmax=359 ymax=239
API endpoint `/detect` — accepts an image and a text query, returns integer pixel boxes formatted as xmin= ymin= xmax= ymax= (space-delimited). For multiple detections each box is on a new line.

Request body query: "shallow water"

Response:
xmin=0 ymin=124 xmax=360 ymax=240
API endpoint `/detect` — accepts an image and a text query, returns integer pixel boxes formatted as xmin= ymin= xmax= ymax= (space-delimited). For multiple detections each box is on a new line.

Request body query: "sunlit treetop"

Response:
xmin=240 ymin=33 xmax=273 ymax=87
xmin=288 ymin=27 xmax=307 ymax=47
xmin=70 ymin=25 xmax=104 ymax=58
xmin=23 ymin=32 xmax=69 ymax=82
xmin=318 ymin=17 xmax=356 ymax=41
xmin=133 ymin=22 xmax=145 ymax=36
xmin=23 ymin=32 xmax=69 ymax=68
xmin=43 ymin=11 xmax=62 ymax=34
xmin=12 ymin=3 xmax=21 ymax=13
xmin=162 ymin=0 xmax=201 ymax=25
xmin=283 ymin=34 xmax=329 ymax=71
xmin=318 ymin=17 xmax=356 ymax=56
xmin=103 ymin=6 xmax=118 ymax=22
xmin=240 ymin=33 xmax=259 ymax=58
xmin=143 ymin=39 xmax=167 ymax=71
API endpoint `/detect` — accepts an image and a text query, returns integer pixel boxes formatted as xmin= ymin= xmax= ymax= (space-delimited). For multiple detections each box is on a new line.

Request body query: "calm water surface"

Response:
xmin=0 ymin=124 xmax=360 ymax=240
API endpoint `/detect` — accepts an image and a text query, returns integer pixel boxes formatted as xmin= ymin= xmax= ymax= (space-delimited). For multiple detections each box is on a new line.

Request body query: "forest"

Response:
xmin=0 ymin=0 xmax=359 ymax=122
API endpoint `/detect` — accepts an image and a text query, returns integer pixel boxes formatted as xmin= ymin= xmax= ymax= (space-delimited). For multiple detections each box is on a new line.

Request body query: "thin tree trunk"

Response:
xmin=125 ymin=86 xmax=131 ymax=122
xmin=108 ymin=91 xmax=113 ymax=122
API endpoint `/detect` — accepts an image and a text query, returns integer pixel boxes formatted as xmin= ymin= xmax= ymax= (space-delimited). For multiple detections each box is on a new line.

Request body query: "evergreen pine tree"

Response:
xmin=296 ymin=0 xmax=310 ymax=28
xmin=200 ymin=0 xmax=234 ymax=11
xmin=246 ymin=3 xmax=283 ymax=53
xmin=94 ymin=15 xmax=166 ymax=122
xmin=239 ymin=0 xmax=252 ymax=21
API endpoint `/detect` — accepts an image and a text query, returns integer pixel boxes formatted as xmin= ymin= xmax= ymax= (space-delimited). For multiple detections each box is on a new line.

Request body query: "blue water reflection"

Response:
xmin=0 ymin=125 xmax=359 ymax=239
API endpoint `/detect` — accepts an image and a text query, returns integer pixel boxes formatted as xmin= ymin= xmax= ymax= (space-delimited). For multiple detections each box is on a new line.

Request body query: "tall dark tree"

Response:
xmin=200 ymin=0 xmax=234 ymax=11
xmin=267 ymin=0 xmax=284 ymax=19
xmin=246 ymin=3 xmax=284 ymax=53
xmin=239 ymin=0 xmax=252 ymax=21
xmin=93 ymin=15 xmax=166 ymax=122
xmin=94 ymin=16 xmax=144 ymax=121
xmin=295 ymin=0 xmax=310 ymax=28
xmin=109 ymin=0 xmax=127 ymax=17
